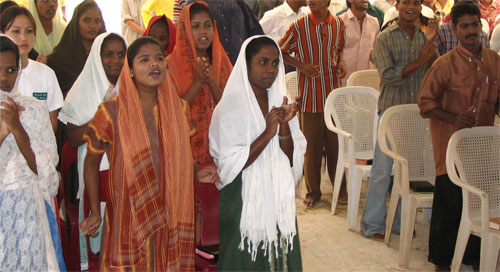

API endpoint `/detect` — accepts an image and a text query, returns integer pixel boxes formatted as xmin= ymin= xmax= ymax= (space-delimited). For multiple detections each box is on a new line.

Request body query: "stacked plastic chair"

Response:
xmin=346 ymin=69 xmax=381 ymax=93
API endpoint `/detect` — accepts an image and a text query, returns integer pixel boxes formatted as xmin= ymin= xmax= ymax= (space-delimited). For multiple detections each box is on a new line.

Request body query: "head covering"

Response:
xmin=143 ymin=15 xmax=176 ymax=55
xmin=47 ymin=0 xmax=106 ymax=95
xmin=58 ymin=32 xmax=125 ymax=199
xmin=166 ymin=1 xmax=232 ymax=165
xmin=110 ymin=43 xmax=194 ymax=267
xmin=27 ymin=0 xmax=67 ymax=56
xmin=209 ymin=35 xmax=306 ymax=260
xmin=59 ymin=32 xmax=124 ymax=126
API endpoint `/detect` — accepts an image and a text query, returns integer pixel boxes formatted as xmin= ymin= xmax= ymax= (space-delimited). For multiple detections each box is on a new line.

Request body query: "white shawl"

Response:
xmin=27 ymin=0 xmax=67 ymax=56
xmin=58 ymin=32 xmax=123 ymax=199
xmin=209 ymin=35 xmax=306 ymax=260
xmin=0 ymin=35 xmax=60 ymax=271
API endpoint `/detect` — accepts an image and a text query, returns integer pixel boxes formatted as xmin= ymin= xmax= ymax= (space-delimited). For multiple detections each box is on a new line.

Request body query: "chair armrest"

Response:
xmin=324 ymin=113 xmax=352 ymax=139
xmin=448 ymin=177 xmax=487 ymax=199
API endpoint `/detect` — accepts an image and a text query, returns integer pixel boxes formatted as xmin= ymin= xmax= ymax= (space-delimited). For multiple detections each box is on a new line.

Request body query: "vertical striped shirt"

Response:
xmin=280 ymin=12 xmax=345 ymax=113
xmin=372 ymin=22 xmax=428 ymax=111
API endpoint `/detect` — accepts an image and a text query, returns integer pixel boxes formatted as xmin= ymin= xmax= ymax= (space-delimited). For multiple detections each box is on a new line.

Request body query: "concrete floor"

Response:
xmin=295 ymin=165 xmax=477 ymax=272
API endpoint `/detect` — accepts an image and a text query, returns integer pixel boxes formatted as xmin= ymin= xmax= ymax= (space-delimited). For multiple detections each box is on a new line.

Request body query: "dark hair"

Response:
xmin=102 ymin=33 xmax=126 ymax=53
xmin=0 ymin=6 xmax=36 ymax=34
xmin=127 ymin=37 xmax=165 ymax=68
xmin=395 ymin=0 xmax=425 ymax=4
xmin=245 ymin=36 xmax=279 ymax=65
xmin=451 ymin=0 xmax=481 ymax=26
xmin=189 ymin=2 xmax=214 ymax=21
xmin=72 ymin=0 xmax=105 ymax=37
xmin=346 ymin=0 xmax=351 ymax=8
xmin=0 ymin=0 xmax=18 ymax=15
xmin=0 ymin=36 xmax=20 ymax=68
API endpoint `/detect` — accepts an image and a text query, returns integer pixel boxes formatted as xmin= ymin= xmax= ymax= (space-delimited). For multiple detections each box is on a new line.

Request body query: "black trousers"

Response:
xmin=428 ymin=174 xmax=480 ymax=266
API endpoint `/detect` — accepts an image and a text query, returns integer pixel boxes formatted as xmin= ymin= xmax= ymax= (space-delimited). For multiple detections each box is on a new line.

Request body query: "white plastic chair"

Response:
xmin=446 ymin=126 xmax=500 ymax=272
xmin=285 ymin=71 xmax=302 ymax=197
xmin=378 ymin=104 xmax=435 ymax=267
xmin=346 ymin=69 xmax=381 ymax=93
xmin=285 ymin=71 xmax=299 ymax=101
xmin=324 ymin=86 xmax=379 ymax=230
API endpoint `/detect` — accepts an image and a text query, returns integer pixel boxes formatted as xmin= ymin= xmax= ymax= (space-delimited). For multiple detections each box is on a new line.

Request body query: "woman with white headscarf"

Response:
xmin=27 ymin=0 xmax=67 ymax=57
xmin=58 ymin=32 xmax=126 ymax=270
xmin=209 ymin=35 xmax=306 ymax=271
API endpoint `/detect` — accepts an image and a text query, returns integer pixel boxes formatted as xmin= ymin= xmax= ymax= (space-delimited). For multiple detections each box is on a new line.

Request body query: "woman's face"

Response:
xmin=0 ymin=51 xmax=19 ymax=93
xmin=35 ymin=0 xmax=58 ymax=21
xmin=78 ymin=7 xmax=102 ymax=42
xmin=190 ymin=11 xmax=214 ymax=53
xmin=247 ymin=44 xmax=280 ymax=93
xmin=101 ymin=39 xmax=126 ymax=84
xmin=131 ymin=43 xmax=166 ymax=91
xmin=5 ymin=15 xmax=36 ymax=57
xmin=149 ymin=21 xmax=169 ymax=52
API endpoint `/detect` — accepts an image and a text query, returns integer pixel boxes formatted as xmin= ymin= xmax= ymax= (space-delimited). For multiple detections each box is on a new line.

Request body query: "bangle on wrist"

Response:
xmin=278 ymin=133 xmax=291 ymax=140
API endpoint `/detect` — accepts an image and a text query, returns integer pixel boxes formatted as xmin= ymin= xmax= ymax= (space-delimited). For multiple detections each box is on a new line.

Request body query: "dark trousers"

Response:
xmin=428 ymin=174 xmax=480 ymax=266
xmin=301 ymin=112 xmax=342 ymax=201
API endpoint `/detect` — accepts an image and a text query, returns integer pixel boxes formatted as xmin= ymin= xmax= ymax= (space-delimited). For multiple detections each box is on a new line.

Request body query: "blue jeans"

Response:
xmin=361 ymin=111 xmax=401 ymax=237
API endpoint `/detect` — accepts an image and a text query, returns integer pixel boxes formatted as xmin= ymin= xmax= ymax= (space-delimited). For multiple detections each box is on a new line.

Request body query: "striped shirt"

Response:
xmin=372 ymin=22 xmax=428 ymax=111
xmin=280 ymin=12 xmax=345 ymax=113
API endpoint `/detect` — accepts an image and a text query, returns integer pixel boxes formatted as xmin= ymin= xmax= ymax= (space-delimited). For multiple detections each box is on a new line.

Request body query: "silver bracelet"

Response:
xmin=278 ymin=133 xmax=291 ymax=140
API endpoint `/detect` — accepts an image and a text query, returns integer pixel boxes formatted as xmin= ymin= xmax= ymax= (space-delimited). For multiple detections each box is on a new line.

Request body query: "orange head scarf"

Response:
xmin=115 ymin=40 xmax=194 ymax=268
xmin=166 ymin=1 xmax=232 ymax=165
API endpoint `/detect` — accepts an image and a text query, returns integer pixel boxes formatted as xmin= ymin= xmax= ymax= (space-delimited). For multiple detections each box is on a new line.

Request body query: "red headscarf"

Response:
xmin=143 ymin=15 xmax=177 ymax=55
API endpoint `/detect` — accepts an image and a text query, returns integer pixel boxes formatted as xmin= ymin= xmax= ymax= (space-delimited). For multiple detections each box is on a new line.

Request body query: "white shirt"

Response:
xmin=18 ymin=59 xmax=64 ymax=112
xmin=259 ymin=1 xmax=310 ymax=42
xmin=491 ymin=24 xmax=500 ymax=54
xmin=339 ymin=9 xmax=379 ymax=86
xmin=372 ymin=0 xmax=394 ymax=13
xmin=121 ymin=0 xmax=148 ymax=45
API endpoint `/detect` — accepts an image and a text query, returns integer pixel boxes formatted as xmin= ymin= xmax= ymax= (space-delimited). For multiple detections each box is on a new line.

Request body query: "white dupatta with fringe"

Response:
xmin=209 ymin=35 xmax=306 ymax=261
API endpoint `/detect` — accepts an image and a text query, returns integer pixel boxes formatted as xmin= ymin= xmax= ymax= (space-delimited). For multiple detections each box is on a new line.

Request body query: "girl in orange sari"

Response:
xmin=166 ymin=2 xmax=232 ymax=167
xmin=80 ymin=37 xmax=196 ymax=271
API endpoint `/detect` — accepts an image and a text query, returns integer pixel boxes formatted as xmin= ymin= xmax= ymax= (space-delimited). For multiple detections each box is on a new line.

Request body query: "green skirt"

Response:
xmin=216 ymin=173 xmax=303 ymax=271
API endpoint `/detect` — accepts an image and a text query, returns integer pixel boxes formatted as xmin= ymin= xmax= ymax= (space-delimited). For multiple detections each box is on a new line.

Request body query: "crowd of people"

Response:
xmin=0 ymin=0 xmax=498 ymax=271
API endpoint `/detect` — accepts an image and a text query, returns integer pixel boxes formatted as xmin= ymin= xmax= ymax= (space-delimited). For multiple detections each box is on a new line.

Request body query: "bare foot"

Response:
xmin=303 ymin=197 xmax=317 ymax=208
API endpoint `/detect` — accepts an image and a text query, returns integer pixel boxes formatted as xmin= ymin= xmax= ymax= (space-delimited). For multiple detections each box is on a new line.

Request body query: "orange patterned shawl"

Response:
xmin=166 ymin=1 xmax=232 ymax=165
xmin=86 ymin=55 xmax=195 ymax=270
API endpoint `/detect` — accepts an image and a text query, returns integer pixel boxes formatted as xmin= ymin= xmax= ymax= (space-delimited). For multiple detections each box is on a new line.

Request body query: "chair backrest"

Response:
xmin=446 ymin=126 xmax=500 ymax=219
xmin=325 ymin=86 xmax=379 ymax=160
xmin=378 ymin=104 xmax=436 ymax=185
xmin=346 ymin=69 xmax=381 ymax=93
xmin=285 ymin=71 xmax=299 ymax=101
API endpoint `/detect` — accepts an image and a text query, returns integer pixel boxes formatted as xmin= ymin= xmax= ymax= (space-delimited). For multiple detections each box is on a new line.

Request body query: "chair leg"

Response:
xmin=347 ymin=168 xmax=362 ymax=231
xmin=331 ymin=164 xmax=345 ymax=215
xmin=399 ymin=197 xmax=417 ymax=268
xmin=480 ymin=232 xmax=499 ymax=271
xmin=385 ymin=190 xmax=400 ymax=246
xmin=451 ymin=221 xmax=472 ymax=272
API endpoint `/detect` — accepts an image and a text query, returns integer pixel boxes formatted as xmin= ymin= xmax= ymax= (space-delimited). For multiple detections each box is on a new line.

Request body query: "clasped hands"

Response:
xmin=265 ymin=96 xmax=301 ymax=135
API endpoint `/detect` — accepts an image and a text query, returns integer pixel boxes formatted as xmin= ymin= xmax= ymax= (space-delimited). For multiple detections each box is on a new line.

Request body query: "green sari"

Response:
xmin=217 ymin=173 xmax=303 ymax=271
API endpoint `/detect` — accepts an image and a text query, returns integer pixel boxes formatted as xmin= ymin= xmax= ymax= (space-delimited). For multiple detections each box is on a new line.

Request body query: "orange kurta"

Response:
xmin=84 ymin=58 xmax=195 ymax=271
xmin=166 ymin=1 xmax=232 ymax=165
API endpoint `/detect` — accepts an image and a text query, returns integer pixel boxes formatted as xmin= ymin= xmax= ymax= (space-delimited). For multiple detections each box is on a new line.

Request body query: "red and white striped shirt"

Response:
xmin=280 ymin=11 xmax=345 ymax=113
